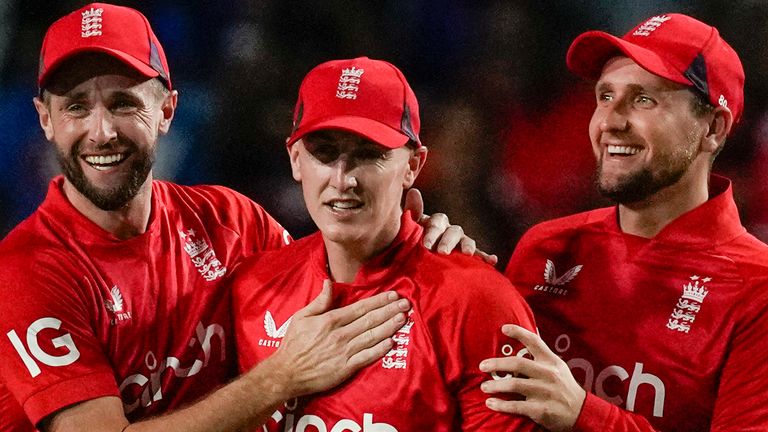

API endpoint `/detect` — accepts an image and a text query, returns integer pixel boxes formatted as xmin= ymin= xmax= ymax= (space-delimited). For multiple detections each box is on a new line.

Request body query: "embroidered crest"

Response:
xmin=382 ymin=310 xmax=414 ymax=370
xmin=666 ymin=275 xmax=710 ymax=333
xmin=81 ymin=7 xmax=104 ymax=38
xmin=336 ymin=67 xmax=364 ymax=100
xmin=180 ymin=228 xmax=227 ymax=281
xmin=632 ymin=15 xmax=671 ymax=37
xmin=534 ymin=259 xmax=583 ymax=296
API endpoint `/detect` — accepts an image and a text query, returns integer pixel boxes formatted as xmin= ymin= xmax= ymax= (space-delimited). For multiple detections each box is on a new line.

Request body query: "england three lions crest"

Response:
xmin=666 ymin=275 xmax=710 ymax=333
xmin=179 ymin=228 xmax=227 ymax=281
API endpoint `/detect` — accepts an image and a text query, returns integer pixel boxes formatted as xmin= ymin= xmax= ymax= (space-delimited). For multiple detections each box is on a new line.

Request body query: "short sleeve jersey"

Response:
xmin=0 ymin=176 xmax=289 ymax=428
xmin=233 ymin=215 xmax=543 ymax=432
xmin=505 ymin=175 xmax=768 ymax=431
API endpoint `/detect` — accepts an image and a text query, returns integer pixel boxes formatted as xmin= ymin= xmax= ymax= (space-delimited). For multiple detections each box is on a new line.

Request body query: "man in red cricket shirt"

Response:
xmin=233 ymin=56 xmax=543 ymax=431
xmin=481 ymin=13 xmax=768 ymax=432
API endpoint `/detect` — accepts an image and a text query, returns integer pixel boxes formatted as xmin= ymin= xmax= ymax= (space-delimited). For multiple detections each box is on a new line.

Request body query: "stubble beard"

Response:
xmin=595 ymin=146 xmax=697 ymax=205
xmin=57 ymin=140 xmax=155 ymax=211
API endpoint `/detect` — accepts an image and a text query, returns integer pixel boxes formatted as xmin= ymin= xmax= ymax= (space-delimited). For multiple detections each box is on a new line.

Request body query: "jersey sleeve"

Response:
xmin=211 ymin=186 xmax=292 ymax=254
xmin=709 ymin=279 xmax=768 ymax=431
xmin=0 ymin=251 xmax=119 ymax=426
xmin=424 ymin=262 xmax=541 ymax=431
xmin=231 ymin=256 xmax=268 ymax=372
xmin=573 ymin=281 xmax=768 ymax=432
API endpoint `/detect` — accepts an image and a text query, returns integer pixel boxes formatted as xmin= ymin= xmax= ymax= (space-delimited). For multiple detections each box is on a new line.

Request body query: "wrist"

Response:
xmin=248 ymin=352 xmax=295 ymax=402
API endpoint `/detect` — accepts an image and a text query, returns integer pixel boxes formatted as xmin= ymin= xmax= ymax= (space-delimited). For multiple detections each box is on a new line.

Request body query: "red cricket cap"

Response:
xmin=567 ymin=13 xmax=744 ymax=123
xmin=287 ymin=57 xmax=421 ymax=148
xmin=38 ymin=3 xmax=171 ymax=90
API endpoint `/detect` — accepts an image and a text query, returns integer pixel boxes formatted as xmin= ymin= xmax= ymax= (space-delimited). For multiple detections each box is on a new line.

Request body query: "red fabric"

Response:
xmin=0 ymin=176 xmax=288 ymax=426
xmin=506 ymin=175 xmax=768 ymax=431
xmin=234 ymin=215 xmax=542 ymax=431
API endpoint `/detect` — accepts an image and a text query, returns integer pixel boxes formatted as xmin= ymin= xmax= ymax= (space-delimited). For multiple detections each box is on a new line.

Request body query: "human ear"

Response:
xmin=403 ymin=147 xmax=428 ymax=188
xmin=701 ymin=106 xmax=733 ymax=154
xmin=33 ymin=97 xmax=55 ymax=141
xmin=158 ymin=90 xmax=178 ymax=135
xmin=288 ymin=141 xmax=303 ymax=182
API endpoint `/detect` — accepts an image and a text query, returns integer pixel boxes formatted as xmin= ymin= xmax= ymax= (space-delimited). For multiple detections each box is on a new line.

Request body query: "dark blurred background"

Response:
xmin=2 ymin=1 xmax=768 ymax=266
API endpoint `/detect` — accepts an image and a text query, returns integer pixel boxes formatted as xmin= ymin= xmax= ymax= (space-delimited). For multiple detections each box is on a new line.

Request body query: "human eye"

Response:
xmin=634 ymin=94 xmax=657 ymax=107
xmin=596 ymin=91 xmax=612 ymax=103
xmin=111 ymin=96 xmax=140 ymax=113
xmin=63 ymin=101 xmax=89 ymax=117
xmin=309 ymin=143 xmax=340 ymax=164
xmin=355 ymin=146 xmax=389 ymax=161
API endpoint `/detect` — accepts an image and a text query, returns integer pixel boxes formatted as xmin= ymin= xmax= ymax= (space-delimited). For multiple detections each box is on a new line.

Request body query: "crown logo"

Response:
xmin=681 ymin=276 xmax=710 ymax=303
xmin=336 ymin=67 xmax=365 ymax=100
xmin=81 ymin=7 xmax=104 ymax=38
xmin=341 ymin=67 xmax=365 ymax=79
xmin=633 ymin=15 xmax=671 ymax=37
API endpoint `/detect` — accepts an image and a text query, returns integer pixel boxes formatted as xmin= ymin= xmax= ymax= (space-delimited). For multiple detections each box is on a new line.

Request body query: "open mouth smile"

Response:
xmin=83 ymin=153 xmax=128 ymax=171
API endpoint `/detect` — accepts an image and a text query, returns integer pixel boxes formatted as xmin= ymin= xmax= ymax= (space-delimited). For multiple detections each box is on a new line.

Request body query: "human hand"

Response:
xmin=264 ymin=280 xmax=410 ymax=399
xmin=479 ymin=324 xmax=586 ymax=432
xmin=404 ymin=188 xmax=498 ymax=265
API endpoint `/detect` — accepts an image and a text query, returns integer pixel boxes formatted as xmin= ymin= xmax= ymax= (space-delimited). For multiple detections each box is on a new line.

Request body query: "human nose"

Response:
xmin=597 ymin=100 xmax=629 ymax=133
xmin=329 ymin=157 xmax=358 ymax=191
xmin=87 ymin=106 xmax=118 ymax=145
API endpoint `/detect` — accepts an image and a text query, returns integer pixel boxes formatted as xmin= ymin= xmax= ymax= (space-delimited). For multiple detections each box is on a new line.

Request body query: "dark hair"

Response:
xmin=689 ymin=89 xmax=725 ymax=160
xmin=689 ymin=89 xmax=715 ymax=118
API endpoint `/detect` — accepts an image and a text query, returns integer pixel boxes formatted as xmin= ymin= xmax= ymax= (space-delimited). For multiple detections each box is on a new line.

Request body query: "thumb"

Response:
xmin=297 ymin=279 xmax=333 ymax=317
xmin=404 ymin=188 xmax=425 ymax=222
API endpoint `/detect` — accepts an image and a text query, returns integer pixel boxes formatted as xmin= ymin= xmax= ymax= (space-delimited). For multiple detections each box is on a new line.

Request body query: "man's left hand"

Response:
xmin=479 ymin=324 xmax=586 ymax=432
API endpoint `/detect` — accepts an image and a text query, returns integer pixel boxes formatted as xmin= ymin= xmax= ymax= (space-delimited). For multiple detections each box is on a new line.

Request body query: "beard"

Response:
xmin=57 ymin=140 xmax=155 ymax=211
xmin=596 ymin=147 xmax=695 ymax=204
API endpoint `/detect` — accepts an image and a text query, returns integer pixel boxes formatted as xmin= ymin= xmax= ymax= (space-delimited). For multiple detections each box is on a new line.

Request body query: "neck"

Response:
xmin=618 ymin=166 xmax=709 ymax=238
xmin=324 ymin=216 xmax=402 ymax=284
xmin=62 ymin=173 xmax=154 ymax=240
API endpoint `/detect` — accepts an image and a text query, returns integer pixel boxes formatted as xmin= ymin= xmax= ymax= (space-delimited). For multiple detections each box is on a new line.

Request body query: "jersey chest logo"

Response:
xmin=179 ymin=228 xmax=227 ymax=282
xmin=533 ymin=259 xmax=583 ymax=296
xmin=666 ymin=275 xmax=710 ymax=333
xmin=104 ymin=285 xmax=132 ymax=325
xmin=259 ymin=311 xmax=293 ymax=348
xmin=382 ymin=310 xmax=414 ymax=370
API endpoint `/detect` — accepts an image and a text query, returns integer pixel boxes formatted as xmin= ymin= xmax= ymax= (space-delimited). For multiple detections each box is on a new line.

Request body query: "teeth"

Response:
xmin=607 ymin=145 xmax=641 ymax=155
xmin=331 ymin=201 xmax=361 ymax=209
xmin=84 ymin=153 xmax=126 ymax=166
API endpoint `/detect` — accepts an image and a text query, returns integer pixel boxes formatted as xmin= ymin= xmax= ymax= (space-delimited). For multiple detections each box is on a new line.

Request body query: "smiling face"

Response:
xmin=289 ymin=130 xmax=426 ymax=256
xmin=34 ymin=54 xmax=176 ymax=211
xmin=589 ymin=56 xmax=711 ymax=204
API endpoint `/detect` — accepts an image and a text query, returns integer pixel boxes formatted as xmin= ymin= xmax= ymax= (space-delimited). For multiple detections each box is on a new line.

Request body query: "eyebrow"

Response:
xmin=595 ymin=81 xmax=669 ymax=95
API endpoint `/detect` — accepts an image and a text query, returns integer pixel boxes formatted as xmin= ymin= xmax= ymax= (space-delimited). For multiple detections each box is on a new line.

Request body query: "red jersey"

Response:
xmin=233 ymin=214 xmax=542 ymax=432
xmin=0 ymin=176 xmax=289 ymax=429
xmin=505 ymin=175 xmax=768 ymax=431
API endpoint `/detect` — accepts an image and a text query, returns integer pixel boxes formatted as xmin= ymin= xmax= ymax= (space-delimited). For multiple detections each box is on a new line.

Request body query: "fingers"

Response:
xmin=479 ymin=354 xmax=546 ymax=382
xmin=421 ymin=212 xmax=449 ymax=250
xmin=328 ymin=290 xmax=408 ymax=327
xmin=346 ymin=332 xmax=396 ymax=371
xmin=485 ymin=398 xmax=528 ymax=415
xmin=403 ymin=188 xmax=425 ymax=222
xmin=481 ymin=374 xmax=543 ymax=396
xmin=434 ymin=224 xmax=463 ymax=254
xmin=501 ymin=324 xmax=554 ymax=361
xmin=475 ymin=250 xmax=499 ymax=266
xmin=343 ymin=296 xmax=410 ymax=346
xmin=294 ymin=279 xmax=334 ymax=318
xmin=459 ymin=235 xmax=477 ymax=256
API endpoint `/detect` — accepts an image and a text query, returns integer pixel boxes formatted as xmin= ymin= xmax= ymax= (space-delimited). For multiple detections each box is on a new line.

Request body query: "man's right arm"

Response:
xmin=41 ymin=286 xmax=409 ymax=432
